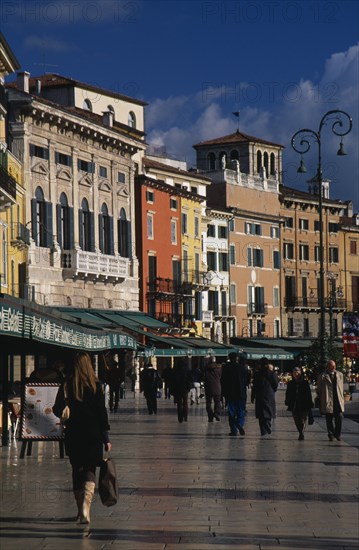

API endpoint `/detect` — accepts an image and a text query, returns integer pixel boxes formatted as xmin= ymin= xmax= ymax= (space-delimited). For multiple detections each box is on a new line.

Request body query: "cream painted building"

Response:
xmin=6 ymin=72 xmax=146 ymax=309
xmin=279 ymin=184 xmax=354 ymax=339
xmin=194 ymin=131 xmax=283 ymax=338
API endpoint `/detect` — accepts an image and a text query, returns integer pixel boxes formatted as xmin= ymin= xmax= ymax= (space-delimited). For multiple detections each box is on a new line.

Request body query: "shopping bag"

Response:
xmin=98 ymin=457 xmax=118 ymax=507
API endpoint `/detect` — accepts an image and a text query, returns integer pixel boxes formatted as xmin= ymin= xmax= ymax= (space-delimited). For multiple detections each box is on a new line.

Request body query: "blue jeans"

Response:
xmin=227 ymin=399 xmax=246 ymax=434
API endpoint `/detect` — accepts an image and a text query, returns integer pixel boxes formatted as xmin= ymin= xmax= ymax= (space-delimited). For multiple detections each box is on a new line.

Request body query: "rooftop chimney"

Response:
xmin=17 ymin=71 xmax=30 ymax=93
xmin=35 ymin=79 xmax=41 ymax=95
xmin=103 ymin=111 xmax=114 ymax=128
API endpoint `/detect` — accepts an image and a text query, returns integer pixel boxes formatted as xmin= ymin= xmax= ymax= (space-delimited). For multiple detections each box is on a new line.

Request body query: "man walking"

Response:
xmin=204 ymin=356 xmax=222 ymax=422
xmin=140 ymin=362 xmax=162 ymax=415
xmin=221 ymin=352 xmax=248 ymax=436
xmin=317 ymin=359 xmax=344 ymax=441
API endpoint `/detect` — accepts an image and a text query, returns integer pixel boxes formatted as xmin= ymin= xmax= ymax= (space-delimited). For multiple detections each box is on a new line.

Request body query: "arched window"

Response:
xmin=270 ymin=152 xmax=275 ymax=176
xmin=107 ymin=105 xmax=115 ymax=120
xmin=230 ymin=150 xmax=239 ymax=161
xmin=79 ymin=198 xmax=93 ymax=252
xmin=256 ymin=151 xmax=262 ymax=173
xmin=128 ymin=111 xmax=136 ymax=128
xmin=83 ymin=99 xmax=92 ymax=111
xmin=208 ymin=152 xmax=215 ymax=171
xmin=263 ymin=152 xmax=269 ymax=176
xmin=118 ymin=208 xmax=131 ymax=258
xmin=31 ymin=191 xmax=53 ymax=249
xmin=57 ymin=192 xmax=71 ymax=249
xmin=99 ymin=203 xmax=113 ymax=255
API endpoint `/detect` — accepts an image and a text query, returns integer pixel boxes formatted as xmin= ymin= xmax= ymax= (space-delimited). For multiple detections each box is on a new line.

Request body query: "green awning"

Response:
xmin=238 ymin=347 xmax=295 ymax=360
xmin=0 ymin=297 xmax=137 ymax=351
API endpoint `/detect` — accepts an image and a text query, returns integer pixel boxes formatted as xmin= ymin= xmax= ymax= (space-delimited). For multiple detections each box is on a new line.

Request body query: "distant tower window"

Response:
xmin=270 ymin=152 xmax=275 ymax=175
xmin=83 ymin=99 xmax=93 ymax=111
xmin=107 ymin=105 xmax=115 ymax=120
xmin=230 ymin=150 xmax=239 ymax=160
xmin=208 ymin=152 xmax=215 ymax=170
xmin=263 ymin=152 xmax=269 ymax=175
xmin=128 ymin=111 xmax=136 ymax=128
xmin=257 ymin=150 xmax=262 ymax=173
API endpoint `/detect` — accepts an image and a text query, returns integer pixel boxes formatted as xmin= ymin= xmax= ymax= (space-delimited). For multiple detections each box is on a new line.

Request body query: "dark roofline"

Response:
xmin=143 ymin=157 xmax=212 ymax=183
xmin=136 ymin=174 xmax=205 ymax=202
xmin=28 ymin=73 xmax=148 ymax=107
xmin=193 ymin=130 xmax=285 ymax=149
xmin=280 ymin=185 xmax=350 ymax=206
xmin=0 ymin=32 xmax=21 ymax=72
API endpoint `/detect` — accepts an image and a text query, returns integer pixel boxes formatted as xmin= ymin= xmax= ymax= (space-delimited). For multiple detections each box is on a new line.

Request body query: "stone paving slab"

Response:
xmin=0 ymin=390 xmax=358 ymax=549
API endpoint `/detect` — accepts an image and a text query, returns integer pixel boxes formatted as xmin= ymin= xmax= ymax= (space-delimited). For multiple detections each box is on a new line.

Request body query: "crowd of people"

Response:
xmin=51 ymin=351 xmax=346 ymax=525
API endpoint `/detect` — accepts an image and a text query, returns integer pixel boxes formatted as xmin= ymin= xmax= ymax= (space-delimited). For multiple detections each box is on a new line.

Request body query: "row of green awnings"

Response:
xmin=0 ymin=302 xmax=137 ymax=351
xmin=239 ymin=348 xmax=295 ymax=360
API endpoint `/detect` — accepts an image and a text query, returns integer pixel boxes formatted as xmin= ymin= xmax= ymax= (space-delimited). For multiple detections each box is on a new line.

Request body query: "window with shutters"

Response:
xmin=315 ymin=245 xmax=321 ymax=262
xmin=273 ymin=287 xmax=280 ymax=307
xmin=171 ymin=220 xmax=177 ymax=244
xmin=78 ymin=159 xmax=95 ymax=173
xmin=30 ymin=144 xmax=49 ymax=159
xmin=194 ymin=217 xmax=200 ymax=238
xmin=219 ymin=252 xmax=228 ymax=271
xmin=55 ymin=151 xmax=72 ymax=166
xmin=99 ymin=203 xmax=113 ymax=255
xmin=207 ymin=251 xmax=217 ymax=271
xmin=31 ymin=186 xmax=53 ymax=247
xmin=118 ymin=208 xmax=131 ymax=258
xmin=329 ymin=247 xmax=339 ymax=263
xmin=146 ymin=190 xmax=154 ymax=203
xmin=218 ymin=225 xmax=228 ymax=238
xmin=329 ymin=222 xmax=338 ymax=233
xmin=299 ymin=218 xmax=309 ymax=230
xmin=273 ymin=250 xmax=280 ymax=269
xmin=284 ymin=242 xmax=294 ymax=260
xmin=229 ymin=244 xmax=236 ymax=265
xmin=79 ymin=198 xmax=93 ymax=252
xmin=147 ymin=213 xmax=154 ymax=240
xmin=170 ymin=198 xmax=178 ymax=210
xmin=284 ymin=217 xmax=293 ymax=228
xmin=350 ymin=240 xmax=357 ymax=255
xmin=207 ymin=224 xmax=215 ymax=237
xmin=182 ymin=212 xmax=188 ymax=234
xmin=57 ymin=192 xmax=73 ymax=250
xmin=299 ymin=244 xmax=309 ymax=261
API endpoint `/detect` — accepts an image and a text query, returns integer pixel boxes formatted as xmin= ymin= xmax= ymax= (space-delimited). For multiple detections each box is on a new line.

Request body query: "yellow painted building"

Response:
xmin=0 ymin=33 xmax=27 ymax=298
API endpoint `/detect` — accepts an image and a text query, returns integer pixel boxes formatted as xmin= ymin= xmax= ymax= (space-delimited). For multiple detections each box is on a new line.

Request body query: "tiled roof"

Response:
xmin=27 ymin=73 xmax=147 ymax=106
xmin=143 ymin=157 xmax=212 ymax=183
xmin=193 ymin=130 xmax=284 ymax=149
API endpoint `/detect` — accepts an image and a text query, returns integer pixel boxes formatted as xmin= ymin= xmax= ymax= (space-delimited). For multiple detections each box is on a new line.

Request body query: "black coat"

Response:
xmin=171 ymin=364 xmax=193 ymax=398
xmin=54 ymin=381 xmax=109 ymax=466
xmin=140 ymin=367 xmax=161 ymax=397
xmin=204 ymin=363 xmax=222 ymax=396
xmin=221 ymin=361 xmax=247 ymax=401
xmin=285 ymin=378 xmax=313 ymax=413
xmin=251 ymin=368 xmax=279 ymax=419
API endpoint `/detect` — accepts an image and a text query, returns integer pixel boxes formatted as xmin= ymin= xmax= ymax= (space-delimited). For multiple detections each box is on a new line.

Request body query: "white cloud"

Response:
xmin=146 ymin=44 xmax=359 ymax=211
xmin=24 ymin=35 xmax=76 ymax=53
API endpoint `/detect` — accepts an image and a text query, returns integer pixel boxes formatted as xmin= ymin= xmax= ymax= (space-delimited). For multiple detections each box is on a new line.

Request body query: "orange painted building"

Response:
xmin=135 ymin=174 xmax=184 ymax=323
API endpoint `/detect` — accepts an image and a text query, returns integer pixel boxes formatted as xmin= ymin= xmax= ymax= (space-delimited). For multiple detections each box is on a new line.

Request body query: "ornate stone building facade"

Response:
xmin=6 ymin=72 xmax=146 ymax=309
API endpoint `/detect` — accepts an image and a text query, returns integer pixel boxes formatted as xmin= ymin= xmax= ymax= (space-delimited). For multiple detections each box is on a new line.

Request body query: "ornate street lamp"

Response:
xmin=291 ymin=110 xmax=352 ymax=371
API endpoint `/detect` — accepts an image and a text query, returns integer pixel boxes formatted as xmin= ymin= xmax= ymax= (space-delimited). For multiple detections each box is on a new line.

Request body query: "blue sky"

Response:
xmin=1 ymin=0 xmax=358 ymax=210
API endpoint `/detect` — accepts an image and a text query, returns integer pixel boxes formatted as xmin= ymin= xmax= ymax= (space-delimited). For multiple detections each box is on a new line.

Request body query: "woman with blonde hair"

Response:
xmin=54 ymin=351 xmax=112 ymax=523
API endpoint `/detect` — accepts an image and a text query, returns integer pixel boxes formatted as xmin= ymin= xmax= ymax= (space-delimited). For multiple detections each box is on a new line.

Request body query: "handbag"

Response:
xmin=98 ymin=457 xmax=118 ymax=507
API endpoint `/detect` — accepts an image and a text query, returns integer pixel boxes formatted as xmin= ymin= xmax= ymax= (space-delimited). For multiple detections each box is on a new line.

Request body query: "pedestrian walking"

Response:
xmin=170 ymin=358 xmax=194 ymax=423
xmin=189 ymin=363 xmax=203 ymax=405
xmin=204 ymin=356 xmax=222 ymax=422
xmin=316 ymin=359 xmax=344 ymax=441
xmin=251 ymin=357 xmax=279 ymax=436
xmin=140 ymin=362 xmax=162 ymax=415
xmin=161 ymin=363 xmax=173 ymax=399
xmin=53 ymin=351 xmax=112 ymax=524
xmin=105 ymin=359 xmax=122 ymax=412
xmin=221 ymin=352 xmax=248 ymax=436
xmin=285 ymin=366 xmax=313 ymax=440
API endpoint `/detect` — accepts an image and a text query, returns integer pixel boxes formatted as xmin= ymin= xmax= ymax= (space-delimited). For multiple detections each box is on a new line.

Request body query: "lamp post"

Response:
xmin=291 ymin=110 xmax=352 ymax=371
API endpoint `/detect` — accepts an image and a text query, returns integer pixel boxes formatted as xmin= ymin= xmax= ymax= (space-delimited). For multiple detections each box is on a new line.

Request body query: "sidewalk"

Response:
xmin=0 ymin=389 xmax=358 ymax=550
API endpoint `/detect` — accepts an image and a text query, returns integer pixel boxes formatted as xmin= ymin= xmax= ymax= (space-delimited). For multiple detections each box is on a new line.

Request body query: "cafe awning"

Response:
xmin=238 ymin=347 xmax=295 ymax=360
xmin=0 ymin=296 xmax=137 ymax=351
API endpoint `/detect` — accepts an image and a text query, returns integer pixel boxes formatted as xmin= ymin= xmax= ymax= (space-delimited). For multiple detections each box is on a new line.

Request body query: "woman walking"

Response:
xmin=285 ymin=366 xmax=313 ymax=440
xmin=53 ymin=352 xmax=112 ymax=524
xmin=251 ymin=358 xmax=279 ymax=436
xmin=171 ymin=358 xmax=194 ymax=423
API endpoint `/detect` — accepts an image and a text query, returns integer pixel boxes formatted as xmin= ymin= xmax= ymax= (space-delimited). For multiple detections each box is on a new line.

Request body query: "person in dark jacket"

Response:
xmin=140 ymin=362 xmax=162 ymax=415
xmin=53 ymin=352 xmax=111 ymax=524
xmin=105 ymin=361 xmax=122 ymax=412
xmin=161 ymin=363 xmax=173 ymax=399
xmin=285 ymin=366 xmax=313 ymax=440
xmin=221 ymin=352 xmax=248 ymax=436
xmin=204 ymin=356 xmax=222 ymax=422
xmin=170 ymin=358 xmax=193 ymax=422
xmin=251 ymin=357 xmax=279 ymax=436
